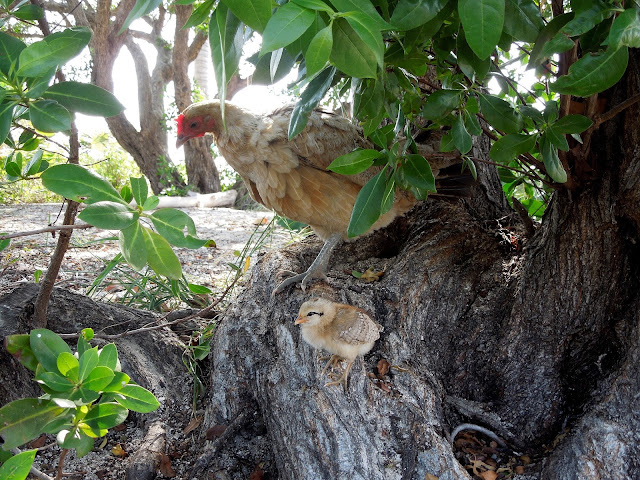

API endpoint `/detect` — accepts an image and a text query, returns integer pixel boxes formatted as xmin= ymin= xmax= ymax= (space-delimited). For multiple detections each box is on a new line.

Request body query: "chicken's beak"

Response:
xmin=176 ymin=135 xmax=188 ymax=148
xmin=295 ymin=315 xmax=307 ymax=324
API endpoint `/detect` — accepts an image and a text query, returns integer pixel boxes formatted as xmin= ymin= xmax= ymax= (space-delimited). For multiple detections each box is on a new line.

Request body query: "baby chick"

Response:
xmin=295 ymin=298 xmax=382 ymax=390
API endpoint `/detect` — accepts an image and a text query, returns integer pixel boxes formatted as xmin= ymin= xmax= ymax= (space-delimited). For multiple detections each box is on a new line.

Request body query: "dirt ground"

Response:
xmin=0 ymin=203 xmax=296 ymax=301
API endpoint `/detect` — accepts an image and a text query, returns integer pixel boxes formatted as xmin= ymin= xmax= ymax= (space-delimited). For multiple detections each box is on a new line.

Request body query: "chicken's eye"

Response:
xmin=190 ymin=122 xmax=198 ymax=128
xmin=308 ymin=311 xmax=323 ymax=317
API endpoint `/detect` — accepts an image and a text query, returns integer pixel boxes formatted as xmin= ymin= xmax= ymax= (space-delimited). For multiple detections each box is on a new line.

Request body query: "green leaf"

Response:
xmin=400 ymin=154 xmax=435 ymax=192
xmin=119 ymin=221 xmax=147 ymax=271
xmin=13 ymin=4 xmax=43 ymax=20
xmin=343 ymin=12 xmax=384 ymax=67
xmin=459 ymin=0 xmax=504 ymax=59
xmin=130 ymin=176 xmax=148 ymax=206
xmin=29 ymin=100 xmax=71 ymax=133
xmin=551 ymin=47 xmax=629 ymax=97
xmin=552 ymin=114 xmax=593 ymax=134
xmin=288 ymin=66 xmax=336 ymax=139
xmin=607 ymin=8 xmax=640 ymax=50
xmin=42 ymin=82 xmax=124 ymax=117
xmin=41 ymin=164 xmax=126 ymax=205
xmin=187 ymin=283 xmax=212 ymax=294
xmin=546 ymin=125 xmax=569 ymax=151
xmin=489 ymin=133 xmax=537 ymax=164
xmin=456 ymin=30 xmax=491 ymax=81
xmin=141 ymin=195 xmax=159 ymax=211
xmin=119 ymin=0 xmax=162 ymax=34
xmin=330 ymin=17 xmax=377 ymax=78
xmin=221 ymin=0 xmax=271 ymax=32
xmin=528 ymin=13 xmax=574 ymax=68
xmin=328 ymin=0 xmax=390 ymax=30
xmin=452 ymin=113 xmax=473 ymax=154
xmin=114 ymin=384 xmax=160 ymax=413
xmin=540 ymin=135 xmax=567 ymax=183
xmin=56 ymin=352 xmax=79 ymax=379
xmin=250 ymin=49 xmax=296 ymax=85
xmin=35 ymin=371 xmax=75 ymax=392
xmin=120 ymin=185 xmax=133 ymax=203
xmin=327 ymin=149 xmax=381 ymax=175
xmin=0 ymin=31 xmax=26 ymax=75
xmin=0 ymin=101 xmax=13 ymax=145
xmin=0 ymin=449 xmax=37 ymax=479
xmin=183 ymin=0 xmax=215 ymax=29
xmin=305 ymin=25 xmax=333 ymax=78
xmin=78 ymin=348 xmax=99 ymax=382
xmin=0 ymin=398 xmax=64 ymax=449
xmin=347 ymin=167 xmax=387 ymax=238
xmin=83 ymin=403 xmax=129 ymax=430
xmin=30 ymin=328 xmax=72 ymax=373
xmin=209 ymin=4 xmax=244 ymax=125
xmin=4 ymin=334 xmax=37 ymax=372
xmin=390 ymin=0 xmax=447 ymax=30
xmin=103 ymin=372 xmax=131 ymax=393
xmin=261 ymin=2 xmax=315 ymax=54
xmin=142 ymin=227 xmax=182 ymax=279
xmin=97 ymin=344 xmax=119 ymax=370
xmin=422 ymin=89 xmax=461 ymax=120
xmin=503 ymin=0 xmax=544 ymax=42
xmin=150 ymin=208 xmax=208 ymax=249
xmin=78 ymin=201 xmax=138 ymax=230
xmin=478 ymin=93 xmax=523 ymax=134
xmin=293 ymin=0 xmax=334 ymax=13
xmin=5 ymin=161 xmax=21 ymax=178
xmin=82 ymin=366 xmax=115 ymax=392
xmin=23 ymin=150 xmax=43 ymax=176
xmin=18 ymin=27 xmax=91 ymax=77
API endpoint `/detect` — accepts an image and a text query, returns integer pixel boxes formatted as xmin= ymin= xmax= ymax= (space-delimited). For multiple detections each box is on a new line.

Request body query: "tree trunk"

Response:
xmin=189 ymin=54 xmax=640 ymax=479
xmin=173 ymin=5 xmax=221 ymax=194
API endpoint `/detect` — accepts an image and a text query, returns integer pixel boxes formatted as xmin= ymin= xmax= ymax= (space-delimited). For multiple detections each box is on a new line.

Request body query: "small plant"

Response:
xmin=0 ymin=328 xmax=160 ymax=480
xmin=87 ymin=254 xmax=213 ymax=311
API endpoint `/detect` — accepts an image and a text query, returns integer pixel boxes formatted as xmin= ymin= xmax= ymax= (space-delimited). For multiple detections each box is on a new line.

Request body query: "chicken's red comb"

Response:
xmin=176 ymin=114 xmax=185 ymax=135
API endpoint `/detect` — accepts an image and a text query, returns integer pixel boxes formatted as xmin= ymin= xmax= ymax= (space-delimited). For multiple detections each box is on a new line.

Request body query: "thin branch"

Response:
xmin=592 ymin=92 xmax=640 ymax=129
xmin=58 ymin=271 xmax=243 ymax=341
xmin=0 ymin=223 xmax=94 ymax=241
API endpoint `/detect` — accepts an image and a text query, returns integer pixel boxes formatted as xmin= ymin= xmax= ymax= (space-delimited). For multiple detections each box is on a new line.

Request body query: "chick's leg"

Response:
xmin=324 ymin=360 xmax=354 ymax=391
xmin=319 ymin=355 xmax=341 ymax=378
xmin=272 ymin=233 xmax=342 ymax=295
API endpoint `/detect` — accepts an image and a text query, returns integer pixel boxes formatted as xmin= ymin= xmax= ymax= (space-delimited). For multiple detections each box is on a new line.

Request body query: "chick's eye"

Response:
xmin=308 ymin=311 xmax=323 ymax=317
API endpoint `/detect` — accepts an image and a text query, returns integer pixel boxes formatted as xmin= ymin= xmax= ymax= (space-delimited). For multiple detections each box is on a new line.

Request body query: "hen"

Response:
xmin=295 ymin=297 xmax=382 ymax=390
xmin=176 ymin=100 xmax=463 ymax=293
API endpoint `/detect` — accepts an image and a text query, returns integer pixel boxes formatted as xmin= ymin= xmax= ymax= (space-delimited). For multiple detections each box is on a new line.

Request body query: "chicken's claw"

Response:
xmin=271 ymin=233 xmax=342 ymax=296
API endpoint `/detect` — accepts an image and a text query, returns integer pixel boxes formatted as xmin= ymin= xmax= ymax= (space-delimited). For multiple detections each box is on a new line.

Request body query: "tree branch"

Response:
xmin=0 ymin=223 xmax=93 ymax=241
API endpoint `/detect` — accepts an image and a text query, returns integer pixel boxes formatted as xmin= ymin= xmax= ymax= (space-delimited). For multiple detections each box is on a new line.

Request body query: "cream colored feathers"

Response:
xmin=295 ymin=298 xmax=382 ymax=390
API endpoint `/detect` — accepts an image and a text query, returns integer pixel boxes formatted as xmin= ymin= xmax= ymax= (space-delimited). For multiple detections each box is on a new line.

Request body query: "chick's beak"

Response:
xmin=295 ymin=315 xmax=307 ymax=325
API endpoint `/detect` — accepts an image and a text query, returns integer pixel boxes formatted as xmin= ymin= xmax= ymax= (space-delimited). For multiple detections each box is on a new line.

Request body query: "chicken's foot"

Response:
xmin=324 ymin=360 xmax=354 ymax=392
xmin=272 ymin=233 xmax=342 ymax=295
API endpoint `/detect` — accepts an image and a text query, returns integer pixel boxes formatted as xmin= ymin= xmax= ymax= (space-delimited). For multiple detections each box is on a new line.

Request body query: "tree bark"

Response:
xmin=174 ymin=5 xmax=221 ymax=194
xmin=188 ymin=53 xmax=640 ymax=479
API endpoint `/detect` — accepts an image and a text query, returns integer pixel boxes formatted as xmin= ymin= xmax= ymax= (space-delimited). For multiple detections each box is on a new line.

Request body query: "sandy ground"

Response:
xmin=0 ymin=204 xmax=297 ymax=302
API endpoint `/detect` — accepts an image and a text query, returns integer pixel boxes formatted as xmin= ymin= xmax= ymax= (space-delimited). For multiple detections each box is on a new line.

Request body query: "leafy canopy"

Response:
xmin=165 ymin=0 xmax=636 ymax=230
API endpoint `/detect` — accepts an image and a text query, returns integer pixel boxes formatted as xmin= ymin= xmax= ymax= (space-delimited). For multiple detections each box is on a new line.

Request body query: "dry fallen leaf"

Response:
xmin=478 ymin=471 xmax=498 ymax=480
xmin=377 ymin=358 xmax=390 ymax=376
xmin=183 ymin=416 xmax=203 ymax=435
xmin=425 ymin=474 xmax=439 ymax=480
xmin=159 ymin=453 xmax=176 ymax=477
xmin=111 ymin=443 xmax=127 ymax=458
xmin=360 ymin=267 xmax=384 ymax=283
xmin=252 ymin=217 xmax=268 ymax=225
xmin=206 ymin=424 xmax=227 ymax=440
